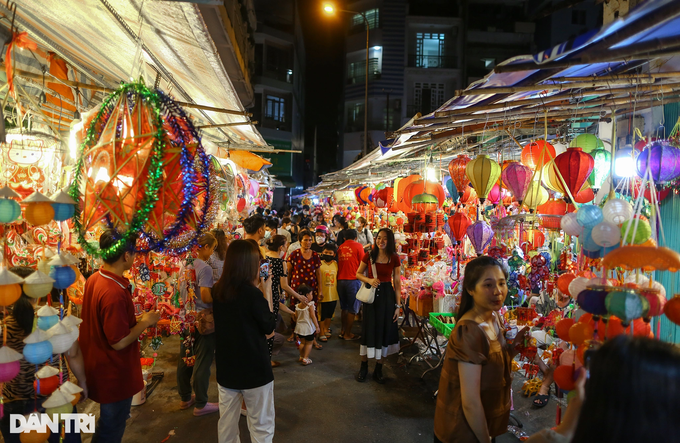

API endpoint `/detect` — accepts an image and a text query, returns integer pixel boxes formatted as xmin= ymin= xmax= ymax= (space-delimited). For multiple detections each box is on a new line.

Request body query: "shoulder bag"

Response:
xmin=196 ymin=308 xmax=215 ymax=335
xmin=356 ymin=259 xmax=378 ymax=304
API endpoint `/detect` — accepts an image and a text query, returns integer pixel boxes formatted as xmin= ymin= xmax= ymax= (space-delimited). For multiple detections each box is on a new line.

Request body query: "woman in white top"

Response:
xmin=293 ymin=284 xmax=320 ymax=366
xmin=355 ymin=217 xmax=374 ymax=250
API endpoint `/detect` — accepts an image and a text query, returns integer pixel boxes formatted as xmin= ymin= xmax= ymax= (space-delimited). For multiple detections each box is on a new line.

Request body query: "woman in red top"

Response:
xmin=355 ymin=228 xmax=402 ymax=383
xmin=287 ymin=230 xmax=322 ymax=349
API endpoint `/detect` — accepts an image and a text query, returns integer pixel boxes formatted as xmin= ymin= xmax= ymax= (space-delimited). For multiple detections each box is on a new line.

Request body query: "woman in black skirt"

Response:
xmin=354 ymin=228 xmax=402 ymax=383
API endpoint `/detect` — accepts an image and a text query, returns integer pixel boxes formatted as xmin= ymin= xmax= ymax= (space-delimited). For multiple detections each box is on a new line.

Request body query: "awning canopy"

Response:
xmin=309 ymin=0 xmax=680 ymax=194
xmin=3 ymin=0 xmax=267 ymax=150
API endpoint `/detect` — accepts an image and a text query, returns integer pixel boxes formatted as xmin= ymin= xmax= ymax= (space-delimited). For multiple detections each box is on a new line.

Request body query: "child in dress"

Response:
xmin=317 ymin=244 xmax=339 ymax=341
xmin=294 ymin=284 xmax=320 ymax=366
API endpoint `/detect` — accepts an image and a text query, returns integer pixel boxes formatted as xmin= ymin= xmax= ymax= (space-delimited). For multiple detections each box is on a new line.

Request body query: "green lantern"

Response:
xmin=570 ymin=134 xmax=604 ymax=154
xmin=621 ymin=218 xmax=652 ymax=245
xmin=588 ymin=148 xmax=611 ymax=191
xmin=605 ymin=290 xmax=649 ymax=323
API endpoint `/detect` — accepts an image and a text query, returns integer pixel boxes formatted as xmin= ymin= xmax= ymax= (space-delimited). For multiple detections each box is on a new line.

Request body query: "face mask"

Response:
xmin=315 ymin=236 xmax=325 ymax=244
xmin=321 ymin=254 xmax=334 ymax=262
xmin=264 ymin=231 xmax=271 ymax=239
xmin=354 ymin=221 xmax=361 ymax=227
xmin=286 ymin=225 xmax=292 ymax=231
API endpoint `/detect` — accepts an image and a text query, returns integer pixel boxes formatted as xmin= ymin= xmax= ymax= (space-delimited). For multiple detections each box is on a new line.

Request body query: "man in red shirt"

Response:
xmin=337 ymin=229 xmax=365 ymax=340
xmin=80 ymin=230 xmax=160 ymax=443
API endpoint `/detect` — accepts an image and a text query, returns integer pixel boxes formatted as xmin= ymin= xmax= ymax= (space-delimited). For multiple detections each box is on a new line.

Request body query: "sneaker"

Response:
xmin=180 ymin=395 xmax=195 ymax=410
xmin=193 ymin=402 xmax=219 ymax=416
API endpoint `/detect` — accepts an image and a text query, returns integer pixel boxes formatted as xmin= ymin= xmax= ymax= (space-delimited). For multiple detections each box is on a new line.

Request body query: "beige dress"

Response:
xmin=434 ymin=314 xmax=512 ymax=442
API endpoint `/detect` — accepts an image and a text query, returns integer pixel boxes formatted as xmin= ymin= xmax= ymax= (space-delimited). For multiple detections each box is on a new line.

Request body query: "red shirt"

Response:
xmin=362 ymin=252 xmax=401 ymax=282
xmin=80 ymin=269 xmax=143 ymax=404
xmin=337 ymin=240 xmax=365 ymax=280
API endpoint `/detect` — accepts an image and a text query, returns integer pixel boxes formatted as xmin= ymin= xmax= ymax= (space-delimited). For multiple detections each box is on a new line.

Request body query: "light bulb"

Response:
xmin=614 ymin=148 xmax=637 ymax=178
xmin=426 ymin=167 xmax=437 ymax=182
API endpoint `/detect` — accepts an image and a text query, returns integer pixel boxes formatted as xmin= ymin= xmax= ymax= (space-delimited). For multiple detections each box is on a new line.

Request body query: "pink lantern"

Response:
xmin=487 ymin=184 xmax=502 ymax=205
xmin=467 ymin=221 xmax=494 ymax=256
xmin=501 ymin=162 xmax=533 ymax=205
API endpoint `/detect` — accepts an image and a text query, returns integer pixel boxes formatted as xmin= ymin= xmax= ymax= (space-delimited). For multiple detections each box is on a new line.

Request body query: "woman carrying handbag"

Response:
xmin=354 ymin=228 xmax=402 ymax=384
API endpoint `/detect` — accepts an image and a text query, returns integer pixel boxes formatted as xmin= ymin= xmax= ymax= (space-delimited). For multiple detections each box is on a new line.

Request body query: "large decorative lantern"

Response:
xmin=501 ymin=162 xmax=532 ymax=204
xmin=603 ymin=198 xmax=633 ymax=225
xmin=465 ymin=155 xmax=501 ymax=203
xmin=521 ymin=140 xmax=556 ymax=169
xmin=570 ymin=134 xmax=604 ymax=154
xmin=636 ymin=141 xmax=680 ymax=182
xmin=448 ymin=212 xmax=471 ymax=243
xmin=541 ymin=159 xmax=567 ymax=194
xmin=22 ymin=191 xmax=55 ymax=226
xmin=448 ymin=156 xmax=471 ymax=197
xmin=587 ymin=148 xmax=611 ymax=192
xmin=487 ymin=184 xmax=502 ymax=205
xmin=606 ymin=290 xmax=649 ymax=324
xmin=0 ymin=268 xmax=24 ymax=306
xmin=0 ymin=186 xmax=21 ymax=223
xmin=554 ymin=148 xmax=594 ymax=202
xmin=467 ymin=221 xmax=494 ymax=255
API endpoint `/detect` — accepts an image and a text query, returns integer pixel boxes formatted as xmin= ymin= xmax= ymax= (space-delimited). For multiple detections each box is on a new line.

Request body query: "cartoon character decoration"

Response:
xmin=3 ymin=136 xmax=49 ymax=198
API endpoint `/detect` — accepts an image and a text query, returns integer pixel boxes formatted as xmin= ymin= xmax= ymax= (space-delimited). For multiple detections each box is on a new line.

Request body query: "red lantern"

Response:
xmin=236 ymin=198 xmax=246 ymax=212
xmin=520 ymin=230 xmax=545 ymax=252
xmin=538 ymin=198 xmax=569 ymax=216
xmin=375 ymin=187 xmax=394 ymax=209
xmin=448 ymin=156 xmax=471 ymax=197
xmin=459 ymin=185 xmax=478 ymax=205
xmin=554 ymin=148 xmax=594 ymax=203
xmin=574 ymin=186 xmax=595 ymax=204
xmin=625 ymin=318 xmax=653 ymax=337
xmin=554 ymin=365 xmax=576 ymax=391
xmin=448 ymin=212 xmax=471 ymax=242
xmin=395 ymin=175 xmax=421 ymax=213
xmin=521 ymin=140 xmax=556 ymax=170
xmin=557 ymin=273 xmax=576 ymax=296
xmin=555 ymin=318 xmax=575 ymax=341
xmin=34 ymin=375 xmax=60 ymax=396
xmin=664 ymin=295 xmax=680 ymax=326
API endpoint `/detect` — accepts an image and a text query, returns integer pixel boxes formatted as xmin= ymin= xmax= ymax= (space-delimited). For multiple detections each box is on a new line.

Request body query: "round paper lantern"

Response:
xmin=34 ymin=375 xmax=60 ymax=396
xmin=639 ymin=288 xmax=666 ymax=318
xmin=0 ymin=346 xmax=22 ymax=382
xmin=570 ymin=133 xmax=603 ymax=154
xmin=448 ymin=156 xmax=471 ymax=197
xmin=561 ymin=213 xmax=583 ymax=236
xmin=557 ymin=273 xmax=576 ymax=296
xmin=522 ymin=140 xmax=556 ymax=169
xmin=591 ymin=222 xmax=621 ymax=247
xmin=554 ymin=365 xmax=576 ymax=391
xmin=24 ymin=202 xmax=55 ymax=226
xmin=554 ymin=148 xmax=595 ymax=202
xmin=603 ymin=198 xmax=633 ymax=225
xmin=542 ymin=159 xmax=567 ymax=194
xmin=625 ymin=318 xmax=652 ymax=337
xmin=605 ymin=290 xmax=649 ymax=323
xmin=49 ymin=266 xmax=76 ymax=290
xmin=598 ymin=315 xmax=625 ymax=339
xmin=555 ymin=318 xmax=575 ymax=341
xmin=576 ymin=204 xmax=603 ymax=228
xmin=569 ymin=321 xmax=594 ymax=345
xmin=465 ymin=155 xmax=501 ymax=202
xmin=636 ymin=141 xmax=680 ymax=182
xmin=47 ymin=322 xmax=75 ymax=354
xmin=577 ymin=287 xmax=609 ymax=316
xmin=588 ymin=148 xmax=611 ymax=191
xmin=23 ymin=270 xmax=55 ymax=299
xmin=501 ymin=162 xmax=533 ymax=204
xmin=664 ymin=295 xmax=680 ymax=326
xmin=568 ymin=277 xmax=589 ymax=299
xmin=467 ymin=221 xmax=494 ymax=255
xmin=448 ymin=212 xmax=471 ymax=242
xmin=621 ymin=218 xmax=652 ymax=245
xmin=23 ymin=341 xmax=53 ymax=365
xmin=19 ymin=422 xmax=51 ymax=443
xmin=0 ymin=198 xmax=21 ymax=223
xmin=37 ymin=315 xmax=58 ymax=331
xmin=0 ymin=283 xmax=22 ymax=307
xmin=51 ymin=203 xmax=75 ymax=222
xmin=523 ymin=181 xmax=548 ymax=210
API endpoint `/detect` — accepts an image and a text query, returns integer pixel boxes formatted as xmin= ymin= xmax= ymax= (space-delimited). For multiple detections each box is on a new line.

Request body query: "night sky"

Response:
xmin=299 ymin=0 xmax=347 ymax=183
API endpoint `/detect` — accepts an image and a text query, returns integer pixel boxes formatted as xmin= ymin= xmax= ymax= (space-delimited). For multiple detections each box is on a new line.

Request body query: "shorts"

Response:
xmin=337 ymin=280 xmax=362 ymax=314
xmin=297 ymin=333 xmax=315 ymax=341
xmin=320 ymin=301 xmax=338 ymax=321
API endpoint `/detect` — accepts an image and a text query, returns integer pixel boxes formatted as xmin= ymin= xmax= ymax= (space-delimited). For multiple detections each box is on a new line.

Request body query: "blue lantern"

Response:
xmin=50 ymin=266 xmax=76 ymax=290
xmin=0 ymin=198 xmax=21 ymax=223
xmin=50 ymin=190 xmax=77 ymax=222
xmin=576 ymin=204 xmax=603 ymax=228
xmin=23 ymin=330 xmax=54 ymax=364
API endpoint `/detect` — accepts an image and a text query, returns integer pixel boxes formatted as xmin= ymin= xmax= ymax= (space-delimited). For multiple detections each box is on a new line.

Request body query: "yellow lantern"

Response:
xmin=22 ymin=192 xmax=54 ymax=226
xmin=465 ymin=155 xmax=501 ymax=203
xmin=524 ymin=181 xmax=549 ymax=211
xmin=0 ymin=267 xmax=24 ymax=306
xmin=542 ymin=159 xmax=567 ymax=194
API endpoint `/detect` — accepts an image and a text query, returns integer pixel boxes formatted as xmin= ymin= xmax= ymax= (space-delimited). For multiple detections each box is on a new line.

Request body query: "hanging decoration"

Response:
xmin=521 ymin=140 xmax=556 ymax=170
xmin=467 ymin=221 xmax=494 ymax=255
xmin=448 ymin=156 xmax=471 ymax=197
xmin=465 ymin=155 xmax=501 ymax=203
xmin=501 ymin=162 xmax=532 ymax=205
xmin=554 ymin=148 xmax=594 ymax=203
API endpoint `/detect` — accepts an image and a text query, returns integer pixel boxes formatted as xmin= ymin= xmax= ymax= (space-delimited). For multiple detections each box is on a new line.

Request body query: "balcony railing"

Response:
xmin=262 ymin=64 xmax=293 ymax=83
xmin=407 ymin=54 xmax=458 ymax=69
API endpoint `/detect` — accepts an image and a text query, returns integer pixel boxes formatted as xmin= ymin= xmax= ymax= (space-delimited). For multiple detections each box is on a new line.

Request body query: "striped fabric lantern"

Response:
xmin=554 ymin=148 xmax=594 ymax=203
xmin=448 ymin=156 xmax=471 ymax=198
xmin=501 ymin=162 xmax=532 ymax=205
xmin=465 ymin=155 xmax=501 ymax=203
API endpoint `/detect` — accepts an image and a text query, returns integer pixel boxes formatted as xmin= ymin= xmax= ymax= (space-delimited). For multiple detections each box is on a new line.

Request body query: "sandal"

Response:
xmin=533 ymin=394 xmax=550 ymax=408
xmin=338 ymin=334 xmax=345 ymax=340
xmin=286 ymin=335 xmax=295 ymax=343
xmin=318 ymin=336 xmax=328 ymax=342
xmin=313 ymin=342 xmax=323 ymax=350
xmin=344 ymin=334 xmax=361 ymax=341
xmin=325 ymin=331 xmax=332 ymax=337
xmin=271 ymin=361 xmax=281 ymax=368
xmin=301 ymin=358 xmax=313 ymax=366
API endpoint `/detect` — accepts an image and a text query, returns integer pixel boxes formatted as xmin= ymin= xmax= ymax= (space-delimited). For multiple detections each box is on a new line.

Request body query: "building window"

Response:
xmin=352 ymin=8 xmax=379 ymax=30
xmin=415 ymin=33 xmax=445 ymax=68
xmin=265 ymin=95 xmax=286 ymax=122
xmin=264 ymin=45 xmax=292 ymax=83
xmin=346 ymin=103 xmax=364 ymax=132
xmin=348 ymin=57 xmax=381 ymax=84
xmin=414 ymin=83 xmax=445 ymax=115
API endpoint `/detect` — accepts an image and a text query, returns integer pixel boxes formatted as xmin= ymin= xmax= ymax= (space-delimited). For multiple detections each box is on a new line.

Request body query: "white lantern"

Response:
xmin=568 ymin=276 xmax=589 ymax=298
xmin=46 ymin=321 xmax=76 ymax=354
xmin=62 ymin=315 xmax=82 ymax=343
xmin=623 ymin=273 xmax=650 ymax=288
xmin=603 ymin=198 xmax=633 ymax=225
xmin=591 ymin=221 xmax=622 ymax=247
xmin=23 ymin=269 xmax=55 ymax=299
xmin=561 ymin=213 xmax=583 ymax=236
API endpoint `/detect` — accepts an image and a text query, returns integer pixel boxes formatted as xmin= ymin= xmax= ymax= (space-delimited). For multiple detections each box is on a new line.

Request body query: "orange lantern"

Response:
xmin=663 ymin=295 xmax=680 ymax=326
xmin=403 ymin=180 xmax=446 ymax=210
xmin=521 ymin=140 xmax=556 ymax=169
xmin=557 ymin=273 xmax=576 ymax=296
xmin=625 ymin=318 xmax=652 ymax=337
xmin=555 ymin=318 xmax=575 ymax=341
xmin=598 ymin=315 xmax=625 ymax=339
xmin=554 ymin=365 xmax=576 ymax=391
xmin=395 ymin=175 xmax=421 ymax=213
xmin=448 ymin=156 xmax=471 ymax=197
xmin=459 ymin=186 xmax=478 ymax=205
xmin=520 ymin=229 xmax=545 ymax=252
xmin=569 ymin=321 xmax=594 ymax=345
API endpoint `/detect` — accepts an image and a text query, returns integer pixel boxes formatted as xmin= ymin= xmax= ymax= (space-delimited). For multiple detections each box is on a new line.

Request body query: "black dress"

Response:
xmin=266 ymin=256 xmax=286 ymax=358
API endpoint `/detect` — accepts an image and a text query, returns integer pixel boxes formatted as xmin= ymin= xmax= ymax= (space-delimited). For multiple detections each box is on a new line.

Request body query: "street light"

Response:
xmin=323 ymin=2 xmax=370 ymax=158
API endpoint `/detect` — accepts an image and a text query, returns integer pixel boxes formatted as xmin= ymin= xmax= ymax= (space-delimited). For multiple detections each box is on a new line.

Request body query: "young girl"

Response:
xmin=294 ymin=284 xmax=320 ymax=366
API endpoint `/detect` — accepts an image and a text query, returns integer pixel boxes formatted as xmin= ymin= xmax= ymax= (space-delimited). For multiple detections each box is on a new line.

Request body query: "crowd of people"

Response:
xmin=1 ymin=204 xmax=679 ymax=443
